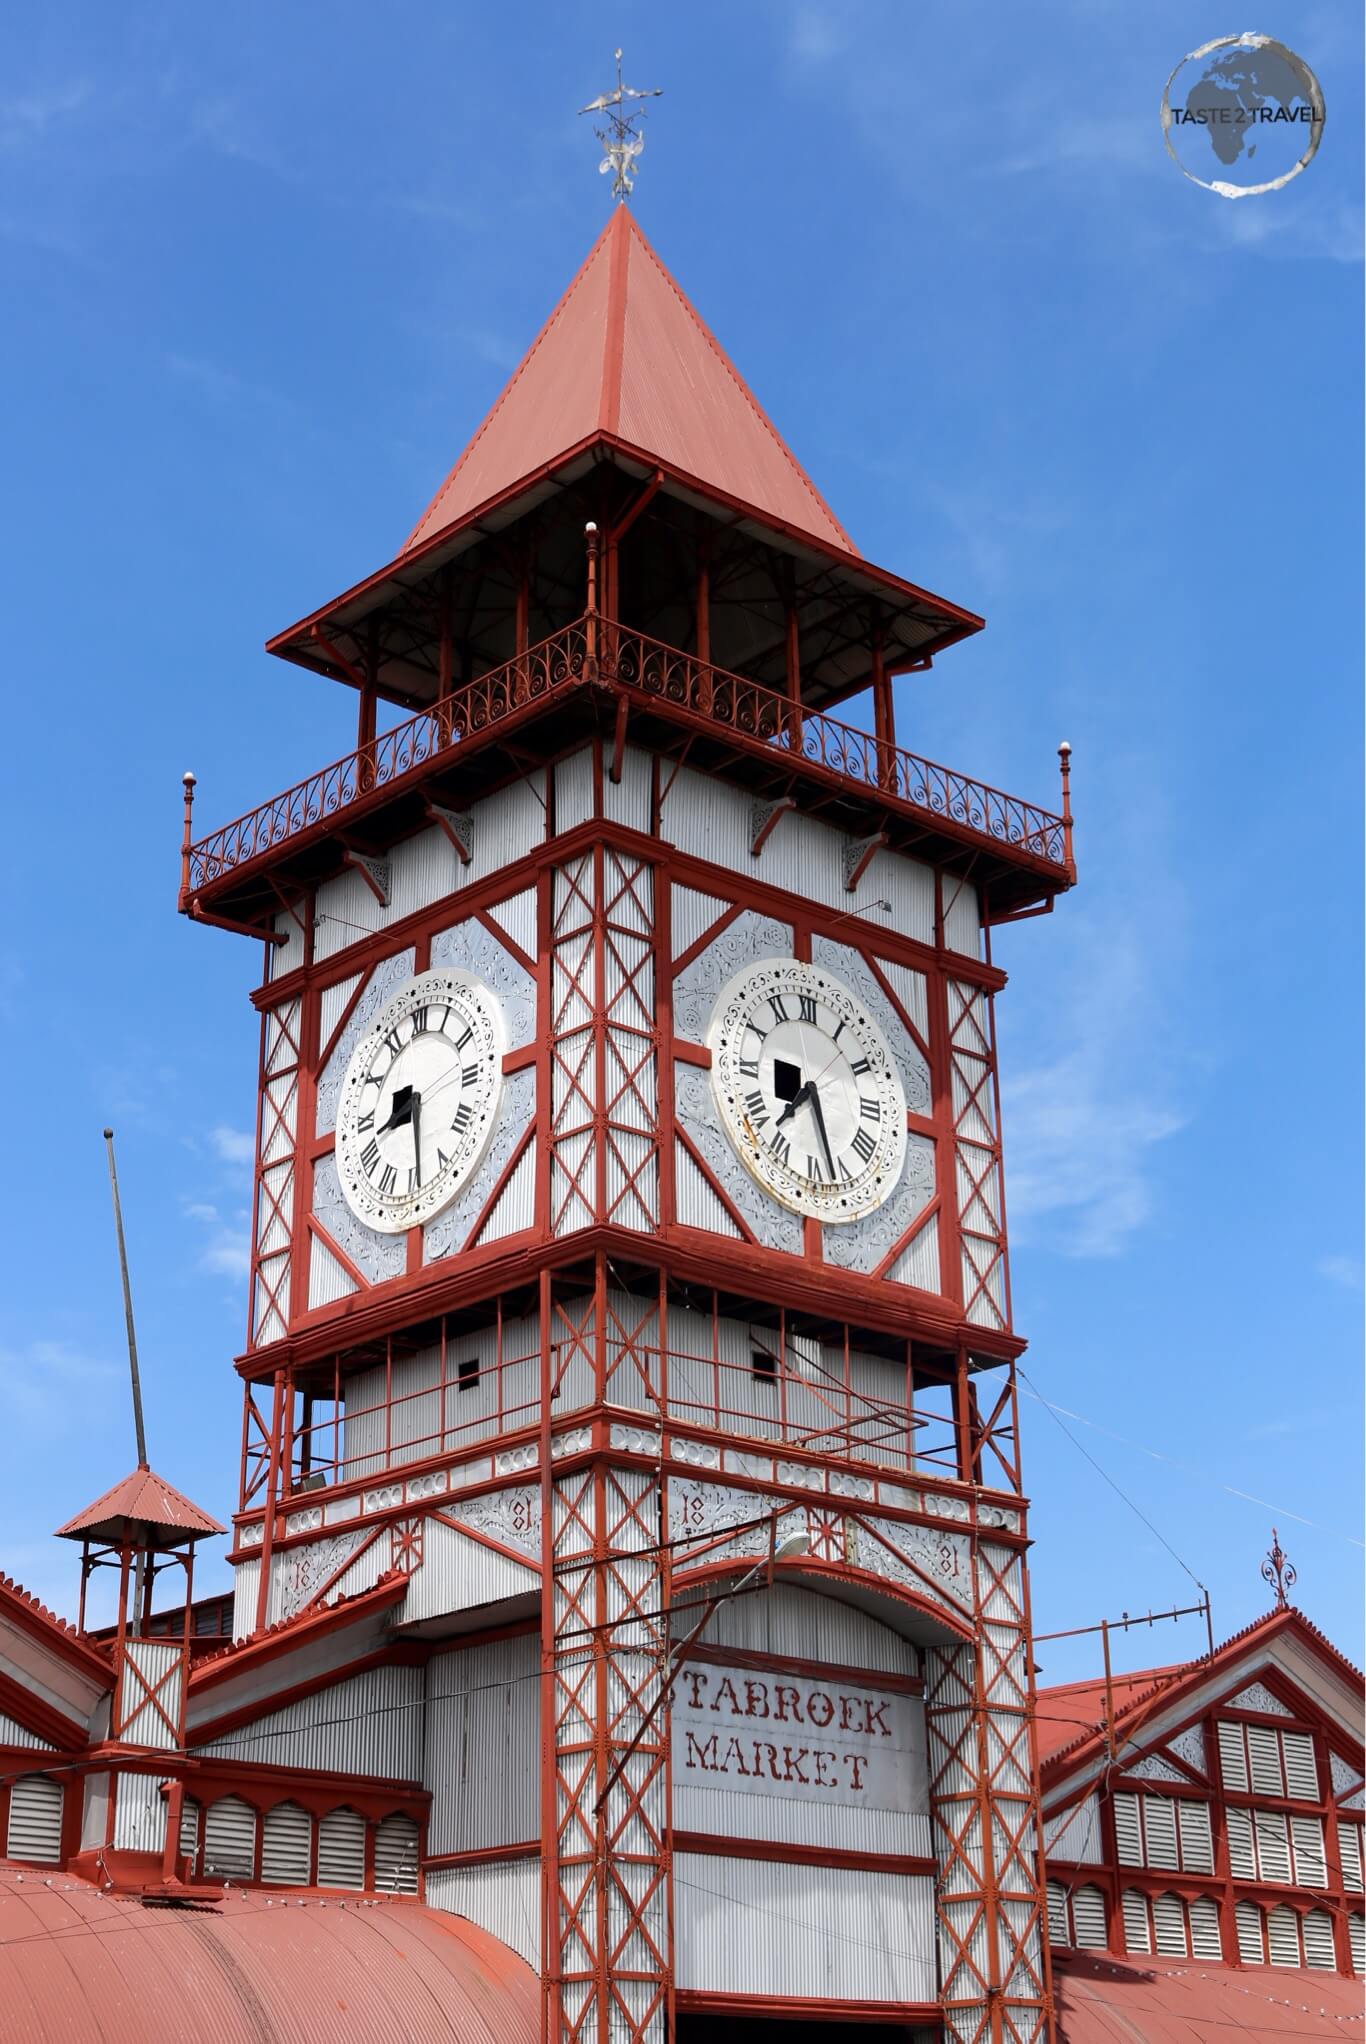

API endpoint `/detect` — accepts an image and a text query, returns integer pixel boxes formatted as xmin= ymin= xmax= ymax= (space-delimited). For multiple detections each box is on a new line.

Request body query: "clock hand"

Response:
xmin=807 ymin=1083 xmax=838 ymax=1182
xmin=774 ymin=1080 xmax=811 ymax=1132
xmin=411 ymin=1090 xmax=423 ymax=1186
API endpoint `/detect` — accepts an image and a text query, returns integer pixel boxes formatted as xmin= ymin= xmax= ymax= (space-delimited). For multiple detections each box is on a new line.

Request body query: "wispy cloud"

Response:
xmin=184 ymin=1197 xmax=251 ymax=1280
xmin=209 ymin=1125 xmax=255 ymax=1166
xmin=0 ymin=81 xmax=91 ymax=150
xmin=1317 ymin=1254 xmax=1362 ymax=1292
xmin=1214 ymin=198 xmax=1363 ymax=265
xmin=0 ymin=1339 xmax=117 ymax=1427
xmin=786 ymin=5 xmax=852 ymax=64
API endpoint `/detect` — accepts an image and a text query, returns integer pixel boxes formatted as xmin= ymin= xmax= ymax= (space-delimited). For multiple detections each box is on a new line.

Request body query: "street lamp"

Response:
xmin=592 ymin=1522 xmax=810 ymax=1816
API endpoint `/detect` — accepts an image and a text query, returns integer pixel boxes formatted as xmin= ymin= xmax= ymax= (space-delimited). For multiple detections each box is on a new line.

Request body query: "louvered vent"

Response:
xmin=1112 ymin=1793 xmax=1142 ymax=1867
xmin=1218 ymin=1722 xmax=1249 ymax=1793
xmin=1350 ymin=1914 xmax=1365 ymax=1978
xmin=1266 ymin=1903 xmax=1301 ymax=1968
xmin=1121 ymin=1890 xmax=1151 ymax=1954
xmin=1045 ymin=1880 xmax=1067 ymax=1947
xmin=1226 ymin=1806 xmax=1256 ymax=1880
xmin=1189 ymin=1895 xmax=1222 ymax=1960
xmin=1143 ymin=1796 xmax=1179 ymax=1871
xmin=1254 ymin=1808 xmax=1292 ymax=1885
xmin=6 ymin=1775 xmax=63 ymax=1864
xmin=203 ymin=1795 xmax=257 ymax=1880
xmin=179 ymin=1797 xmax=200 ymax=1872
xmin=373 ymin=1813 xmax=419 ymax=1894
xmin=1290 ymin=1815 xmax=1327 ymax=1888
xmin=262 ymin=1802 xmax=312 ymax=1886
xmin=1152 ymin=1892 xmax=1188 ymax=1957
xmin=318 ymin=1808 xmax=366 ymax=1891
xmin=1177 ymin=1798 xmax=1214 ymax=1874
xmin=1338 ymin=1821 xmax=1363 ymax=1895
xmin=1302 ymin=1909 xmax=1336 ymax=1971
xmin=1282 ymin=1730 xmax=1318 ymax=1801
xmin=1070 ymin=1886 xmax=1106 ymax=1949
xmin=1235 ymin=1900 xmax=1264 ymax=1965
xmin=1248 ymin=1724 xmax=1285 ymax=1797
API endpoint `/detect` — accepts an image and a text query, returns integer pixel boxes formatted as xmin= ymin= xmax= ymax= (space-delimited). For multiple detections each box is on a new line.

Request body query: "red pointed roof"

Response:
xmin=55 ymin=1465 xmax=224 ymax=1547
xmin=403 ymin=206 xmax=857 ymax=560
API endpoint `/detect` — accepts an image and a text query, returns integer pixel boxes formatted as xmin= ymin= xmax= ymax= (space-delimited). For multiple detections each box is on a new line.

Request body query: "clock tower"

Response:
xmin=181 ymin=205 xmax=1075 ymax=2043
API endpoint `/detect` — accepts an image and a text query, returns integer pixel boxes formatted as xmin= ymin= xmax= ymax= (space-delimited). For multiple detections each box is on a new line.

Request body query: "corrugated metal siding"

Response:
xmin=120 ymin=1641 xmax=181 ymax=1750
xmin=426 ymin=1634 xmax=539 ymax=1854
xmin=309 ymin=1230 xmax=358 ymax=1308
xmin=80 ymin=1771 xmax=110 ymax=1851
xmin=682 ymin=1581 xmax=918 ymax=1677
xmin=112 ymin=1772 xmax=168 ymax=1854
xmin=427 ymin=1858 xmax=541 ymax=1968
xmin=674 ymin=1853 xmax=936 ymax=2004
xmin=675 ymin=1144 xmax=742 ymax=1237
xmin=1043 ymin=1795 xmax=1103 ymax=1866
xmin=268 ymin=901 xmax=307 ymax=979
xmin=401 ymin=1515 xmax=539 ymax=1628
xmin=887 ymin=1210 xmax=940 ymax=1295
xmin=231 ymin=1558 xmax=261 ymax=1643
xmin=195 ymin=1664 xmax=424 ymax=1779
xmin=555 ymin=748 xmax=596 ymax=833
xmin=670 ymin=882 xmax=728 ymax=959
xmin=602 ymin=747 xmax=652 ymax=834
xmin=391 ymin=825 xmax=461 ymax=919
xmin=486 ymin=885 xmax=538 ymax=961
xmin=0 ymin=1711 xmax=54 ymax=1751
xmin=6 ymin=1775 xmax=63 ymax=1863
xmin=476 ymin=1136 xmax=537 ymax=1244
xmin=180 ymin=1796 xmax=200 ymax=1871
xmin=941 ymin=875 xmax=980 ymax=958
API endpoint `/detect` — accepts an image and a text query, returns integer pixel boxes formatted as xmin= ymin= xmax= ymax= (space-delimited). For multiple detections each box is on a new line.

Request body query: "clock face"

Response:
xmin=334 ymin=968 xmax=505 ymax=1234
xmin=708 ymin=958 xmax=907 ymax=1223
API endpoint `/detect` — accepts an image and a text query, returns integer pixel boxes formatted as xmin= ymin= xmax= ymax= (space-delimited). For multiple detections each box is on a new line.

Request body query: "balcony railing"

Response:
xmin=184 ymin=616 xmax=1071 ymax=894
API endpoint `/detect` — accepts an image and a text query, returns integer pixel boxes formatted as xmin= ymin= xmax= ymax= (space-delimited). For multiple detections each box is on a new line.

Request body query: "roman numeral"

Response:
xmin=356 ymin=1111 xmax=374 ymax=1134
xmin=767 ymin=994 xmax=789 ymax=1026
xmin=837 ymin=1154 xmax=854 ymax=1182
xmin=850 ymin=1056 xmax=871 ymax=1075
xmin=831 ymin=1018 xmax=846 ymax=1042
xmin=405 ymin=1167 xmax=416 ymax=1195
xmin=360 ymin=1138 xmax=381 ymax=1173
xmin=798 ymin=993 xmax=817 ymax=1024
xmin=409 ymin=1006 xmax=429 ymax=1037
xmin=455 ymin=1025 xmax=474 ymax=1052
xmin=738 ymin=1058 xmax=759 ymax=1079
xmin=382 ymin=1028 xmax=405 ymax=1059
xmin=860 ymin=1095 xmax=880 ymax=1121
xmin=378 ymin=1163 xmax=397 ymax=1195
xmin=770 ymin=1133 xmax=791 ymax=1167
xmin=452 ymin=1103 xmax=473 ymax=1133
xmin=744 ymin=1090 xmax=769 ymax=1128
xmin=437 ymin=1148 xmax=452 ymax=1171
xmin=806 ymin=1154 xmax=820 ymax=1182
xmin=461 ymin=1063 xmax=480 ymax=1088
xmin=850 ymin=1127 xmax=877 ymax=1164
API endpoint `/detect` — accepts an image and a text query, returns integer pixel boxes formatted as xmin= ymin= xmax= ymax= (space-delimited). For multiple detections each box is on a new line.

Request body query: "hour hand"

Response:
xmin=774 ymin=1080 xmax=810 ymax=1131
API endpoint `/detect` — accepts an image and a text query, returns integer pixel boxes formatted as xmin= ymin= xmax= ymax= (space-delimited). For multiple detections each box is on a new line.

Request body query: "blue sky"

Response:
xmin=1 ymin=4 xmax=1360 ymax=1681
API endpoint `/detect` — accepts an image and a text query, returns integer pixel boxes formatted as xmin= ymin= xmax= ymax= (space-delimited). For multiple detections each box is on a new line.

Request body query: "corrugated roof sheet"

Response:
xmin=403 ymin=206 xmax=855 ymax=559
xmin=55 ymin=1466 xmax=224 ymax=1547
xmin=0 ymin=1862 xmax=537 ymax=2043
xmin=1053 ymin=1951 xmax=1365 ymax=2039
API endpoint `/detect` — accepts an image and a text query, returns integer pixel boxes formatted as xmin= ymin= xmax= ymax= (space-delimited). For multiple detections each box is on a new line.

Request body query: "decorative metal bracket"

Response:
xmin=750 ymin=797 xmax=795 ymax=857
xmin=425 ymin=801 xmax=474 ymax=865
xmin=843 ymin=831 xmax=887 ymax=893
xmin=343 ymin=850 xmax=391 ymax=906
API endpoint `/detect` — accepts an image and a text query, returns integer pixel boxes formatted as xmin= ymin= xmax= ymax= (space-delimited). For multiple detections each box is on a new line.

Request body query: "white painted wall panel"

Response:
xmin=231 ymin=1559 xmax=261 ymax=1643
xmin=1043 ymin=1795 xmax=1104 ymax=1866
xmin=674 ymin=1854 xmax=937 ymax=2004
xmin=555 ymin=746 xmax=596 ymax=834
xmin=427 ymin=1858 xmax=541 ymax=1968
xmin=401 ymin=1516 xmax=539 ymax=1627
xmin=688 ymin=1581 xmax=919 ymax=1678
xmin=468 ymin=771 xmax=546 ymax=885
xmin=194 ymin=1665 xmax=424 ymax=1779
xmin=0 ymin=1711 xmax=54 ymax=1751
xmin=112 ymin=1772 xmax=168 ymax=1854
xmin=426 ymin=1634 xmax=539 ymax=1853
xmin=120 ymin=1641 xmax=182 ymax=1751
xmin=942 ymin=874 xmax=981 ymax=958
xmin=389 ymin=825 xmax=461 ymax=920
xmin=602 ymin=745 xmax=653 ymax=834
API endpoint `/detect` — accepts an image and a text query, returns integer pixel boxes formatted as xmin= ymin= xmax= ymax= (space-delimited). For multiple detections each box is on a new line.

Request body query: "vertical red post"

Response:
xmin=179 ymin=771 xmax=197 ymax=896
xmin=1058 ymin=741 xmax=1074 ymax=874
xmin=585 ymin=522 xmax=600 ymax=675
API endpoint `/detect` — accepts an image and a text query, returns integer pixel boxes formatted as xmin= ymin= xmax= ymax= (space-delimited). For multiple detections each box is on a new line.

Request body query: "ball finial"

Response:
xmin=182 ymin=769 xmax=197 ymax=787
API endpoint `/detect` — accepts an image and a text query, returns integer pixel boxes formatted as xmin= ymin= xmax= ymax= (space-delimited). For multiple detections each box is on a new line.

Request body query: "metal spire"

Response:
xmin=103 ymin=1128 xmax=148 ymax=1468
xmin=580 ymin=48 xmax=661 ymax=202
xmin=1261 ymin=1526 xmax=1297 ymax=1610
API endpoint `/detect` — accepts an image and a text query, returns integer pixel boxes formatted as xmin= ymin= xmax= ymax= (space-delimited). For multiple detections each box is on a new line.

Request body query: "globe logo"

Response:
xmin=1161 ymin=33 xmax=1325 ymax=198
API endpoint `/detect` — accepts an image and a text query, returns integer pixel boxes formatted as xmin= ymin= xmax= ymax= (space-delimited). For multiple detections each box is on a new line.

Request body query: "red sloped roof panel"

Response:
xmin=1053 ymin=1952 xmax=1365 ymax=2040
xmin=0 ymin=1863 xmax=537 ymax=2043
xmin=55 ymin=1465 xmax=224 ymax=1546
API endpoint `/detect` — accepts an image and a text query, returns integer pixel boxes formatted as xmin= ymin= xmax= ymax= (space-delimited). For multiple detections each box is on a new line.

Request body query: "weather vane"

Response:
xmin=1261 ymin=1527 xmax=1297 ymax=1611
xmin=580 ymin=49 xmax=662 ymax=203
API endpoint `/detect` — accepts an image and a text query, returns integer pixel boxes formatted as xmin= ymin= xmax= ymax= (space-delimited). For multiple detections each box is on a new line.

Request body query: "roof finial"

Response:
xmin=1261 ymin=1526 xmax=1297 ymax=1611
xmin=580 ymin=48 xmax=662 ymax=203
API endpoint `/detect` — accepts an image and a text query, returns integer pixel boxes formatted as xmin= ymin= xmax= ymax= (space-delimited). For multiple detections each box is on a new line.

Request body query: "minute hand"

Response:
xmin=808 ymin=1084 xmax=838 ymax=1182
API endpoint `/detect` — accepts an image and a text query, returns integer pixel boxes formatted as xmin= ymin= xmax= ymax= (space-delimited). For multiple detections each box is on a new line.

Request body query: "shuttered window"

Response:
xmin=1339 ymin=1821 xmax=1364 ymax=1894
xmin=1152 ymin=1892 xmax=1189 ymax=1957
xmin=1350 ymin=1914 xmax=1365 ymax=1978
xmin=318 ymin=1808 xmax=366 ymax=1891
xmin=1143 ymin=1798 xmax=1179 ymax=1871
xmin=1290 ymin=1815 xmax=1327 ymax=1888
xmin=1302 ymin=1909 xmax=1336 ymax=1970
xmin=1235 ymin=1900 xmax=1265 ymax=1964
xmin=1045 ymin=1881 xmax=1068 ymax=1947
xmin=261 ymin=1802 xmax=312 ymax=1886
xmin=1267 ymin=1904 xmax=1302 ymax=1967
xmin=1189 ymin=1895 xmax=1222 ymax=1960
xmin=179 ymin=1797 xmax=200 ymax=1871
xmin=1227 ymin=1806 xmax=1257 ymax=1880
xmin=1113 ymin=1793 xmax=1142 ymax=1866
xmin=1069 ymin=1885 xmax=1107 ymax=1949
xmin=1177 ymin=1799 xmax=1214 ymax=1873
xmin=1219 ymin=1721 xmax=1319 ymax=1802
xmin=203 ymin=1796 xmax=257 ymax=1880
xmin=373 ymin=1813 xmax=419 ymax=1895
xmin=6 ymin=1775 xmax=63 ymax=1865
xmin=1239 ymin=1808 xmax=1293 ymax=1885
xmin=1121 ymin=1890 xmax=1151 ymax=1953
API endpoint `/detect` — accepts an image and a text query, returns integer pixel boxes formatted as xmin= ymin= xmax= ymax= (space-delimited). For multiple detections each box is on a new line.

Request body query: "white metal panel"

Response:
xmin=318 ymin=1807 xmax=366 ymax=1889
xmin=7 ymin=1775 xmax=63 ymax=1863
xmin=670 ymin=883 xmax=728 ymax=960
xmin=1143 ymin=1794 xmax=1179 ymax=1871
xmin=112 ymin=1773 xmax=168 ymax=1854
xmin=427 ymin=1858 xmax=541 ymax=1968
xmin=426 ymin=1634 xmax=539 ymax=1854
xmin=1303 ymin=1908 xmax=1336 ymax=1970
xmin=1235 ymin=1899 xmax=1264 ymax=1964
xmin=675 ymin=1144 xmax=742 ymax=1237
xmin=1069 ymin=1885 xmax=1106 ymax=1949
xmin=865 ymin=849 xmax=935 ymax=950
xmin=555 ymin=747 xmax=596 ymax=833
xmin=195 ymin=1665 xmax=424 ymax=1779
xmin=1217 ymin=1720 xmax=1249 ymax=1792
xmin=203 ymin=1795 xmax=257 ymax=1880
xmin=315 ymin=863 xmax=389 ymax=963
xmin=603 ymin=745 xmax=652 ymax=834
xmin=1291 ymin=1814 xmax=1327 ymax=1887
xmin=1112 ymin=1792 xmax=1142 ymax=1867
xmin=687 ymin=1580 xmax=918 ymax=1679
xmin=674 ymin=1853 xmax=936 ymax=2004
xmin=1152 ymin=1892 xmax=1187 ymax=1957
xmin=1254 ymin=1807 xmax=1292 ymax=1884
xmin=1226 ymin=1806 xmax=1256 ymax=1880
xmin=1177 ymin=1797 xmax=1214 ymax=1873
xmin=1350 ymin=1912 xmax=1365 ymax=1976
xmin=1042 ymin=1795 xmax=1103 ymax=1866
xmin=268 ymin=901 xmax=307 ymax=979
xmin=474 ymin=1136 xmax=537 ymax=1244
xmin=1045 ymin=1880 xmax=1067 ymax=1946
xmin=1339 ymin=1820 xmax=1363 ymax=1894
xmin=1248 ymin=1722 xmax=1284 ymax=1795
xmin=1189 ymin=1893 xmax=1221 ymax=1959
xmin=80 ymin=1771 xmax=110 ymax=1850
xmin=232 ymin=1559 xmax=261 ymax=1644
xmin=941 ymin=874 xmax=980 ymax=957
xmin=390 ymin=825 xmax=461 ymax=920
xmin=374 ymin=1813 xmax=419 ymax=1893
xmin=309 ymin=1231 xmax=359 ymax=1308
xmin=1283 ymin=1729 xmax=1319 ymax=1800
xmin=261 ymin=1801 xmax=312 ymax=1885
xmin=120 ymin=1640 xmax=181 ymax=1750
xmin=1267 ymin=1903 xmax=1301 ymax=1967
xmin=401 ymin=1514 xmax=539 ymax=1627
xmin=886 ymin=1210 xmax=940 ymax=1296
xmin=318 ymin=971 xmax=362 ymax=1054
xmin=1121 ymin=1889 xmax=1150 ymax=1953
xmin=180 ymin=1796 xmax=201 ymax=1870
xmin=485 ymin=886 xmax=538 ymax=962
xmin=466 ymin=770 xmax=545 ymax=885
xmin=0 ymin=1711 xmax=54 ymax=1751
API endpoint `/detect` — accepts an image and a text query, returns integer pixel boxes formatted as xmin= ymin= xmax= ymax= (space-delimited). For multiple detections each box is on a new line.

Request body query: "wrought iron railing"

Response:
xmin=184 ymin=614 xmax=1070 ymax=893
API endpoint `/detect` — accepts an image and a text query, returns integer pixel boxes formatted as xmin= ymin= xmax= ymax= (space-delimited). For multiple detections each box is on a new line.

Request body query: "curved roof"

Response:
xmin=1052 ymin=1950 xmax=1364 ymax=2038
xmin=0 ymin=1864 xmax=536 ymax=2043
